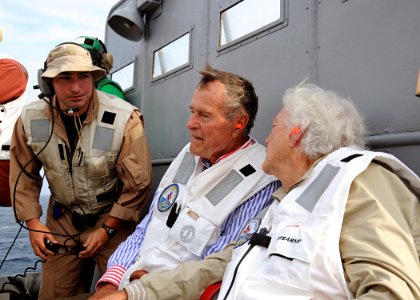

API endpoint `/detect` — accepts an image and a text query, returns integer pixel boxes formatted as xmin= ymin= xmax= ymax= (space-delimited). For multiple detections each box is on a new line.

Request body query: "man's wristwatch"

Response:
xmin=101 ymin=224 xmax=117 ymax=239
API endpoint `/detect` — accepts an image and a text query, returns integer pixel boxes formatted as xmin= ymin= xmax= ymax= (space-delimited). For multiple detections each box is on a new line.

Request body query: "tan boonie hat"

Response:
xmin=41 ymin=43 xmax=106 ymax=80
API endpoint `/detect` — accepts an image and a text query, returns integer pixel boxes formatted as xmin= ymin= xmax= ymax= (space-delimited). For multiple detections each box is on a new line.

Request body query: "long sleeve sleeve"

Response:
xmin=9 ymin=117 xmax=44 ymax=221
xmin=125 ymin=243 xmax=234 ymax=300
xmin=111 ymin=110 xmax=152 ymax=222
xmin=341 ymin=162 xmax=420 ymax=299
xmin=97 ymin=201 xmax=155 ymax=288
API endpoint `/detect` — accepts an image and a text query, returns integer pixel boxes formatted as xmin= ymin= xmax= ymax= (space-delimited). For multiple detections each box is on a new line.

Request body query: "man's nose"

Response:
xmin=186 ymin=114 xmax=198 ymax=129
xmin=69 ymin=79 xmax=82 ymax=92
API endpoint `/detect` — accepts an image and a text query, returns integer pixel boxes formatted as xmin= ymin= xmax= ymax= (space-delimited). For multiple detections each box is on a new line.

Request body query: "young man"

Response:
xmin=10 ymin=43 xmax=152 ymax=299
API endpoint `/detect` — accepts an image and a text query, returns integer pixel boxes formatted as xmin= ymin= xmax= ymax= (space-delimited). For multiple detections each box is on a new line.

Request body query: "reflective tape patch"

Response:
xmin=295 ymin=164 xmax=339 ymax=212
xmin=173 ymin=152 xmax=195 ymax=184
xmin=206 ymin=170 xmax=243 ymax=206
xmin=93 ymin=126 xmax=114 ymax=151
xmin=31 ymin=119 xmax=50 ymax=142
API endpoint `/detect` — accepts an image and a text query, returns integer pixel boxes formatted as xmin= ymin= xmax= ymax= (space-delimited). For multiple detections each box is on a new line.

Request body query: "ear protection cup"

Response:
xmin=96 ymin=39 xmax=112 ymax=72
xmin=100 ymin=52 xmax=113 ymax=72
xmin=37 ymin=67 xmax=54 ymax=98
xmin=37 ymin=51 xmax=55 ymax=98
xmin=74 ymin=36 xmax=111 ymax=73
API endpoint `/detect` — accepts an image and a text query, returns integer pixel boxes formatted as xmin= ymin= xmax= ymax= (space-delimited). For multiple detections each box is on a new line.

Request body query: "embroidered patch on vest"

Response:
xmin=236 ymin=218 xmax=261 ymax=247
xmin=158 ymin=184 xmax=179 ymax=212
xmin=180 ymin=225 xmax=195 ymax=243
xmin=101 ymin=111 xmax=116 ymax=125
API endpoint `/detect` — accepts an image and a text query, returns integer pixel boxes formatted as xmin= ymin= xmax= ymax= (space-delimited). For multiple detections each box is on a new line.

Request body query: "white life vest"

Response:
xmin=219 ymin=147 xmax=420 ymax=300
xmin=21 ymin=91 xmax=137 ymax=215
xmin=119 ymin=141 xmax=276 ymax=289
xmin=0 ymin=95 xmax=24 ymax=160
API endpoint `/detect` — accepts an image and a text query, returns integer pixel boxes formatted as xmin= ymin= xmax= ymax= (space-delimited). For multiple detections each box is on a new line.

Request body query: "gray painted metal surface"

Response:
xmin=105 ymin=0 xmax=420 ymax=179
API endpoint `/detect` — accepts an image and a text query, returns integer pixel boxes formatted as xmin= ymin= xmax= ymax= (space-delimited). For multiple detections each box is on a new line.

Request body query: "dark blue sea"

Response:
xmin=0 ymin=194 xmax=48 ymax=276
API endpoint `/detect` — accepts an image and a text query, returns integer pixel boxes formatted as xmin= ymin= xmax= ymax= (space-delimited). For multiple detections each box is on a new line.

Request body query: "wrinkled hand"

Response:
xmin=94 ymin=290 xmax=128 ymax=300
xmin=26 ymin=218 xmax=56 ymax=261
xmin=79 ymin=227 xmax=109 ymax=258
xmin=129 ymin=269 xmax=148 ymax=282
xmin=88 ymin=283 xmax=118 ymax=300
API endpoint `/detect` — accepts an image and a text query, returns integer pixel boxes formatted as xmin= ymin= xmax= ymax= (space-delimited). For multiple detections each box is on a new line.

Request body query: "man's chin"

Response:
xmin=262 ymin=161 xmax=270 ymax=174
xmin=189 ymin=144 xmax=202 ymax=156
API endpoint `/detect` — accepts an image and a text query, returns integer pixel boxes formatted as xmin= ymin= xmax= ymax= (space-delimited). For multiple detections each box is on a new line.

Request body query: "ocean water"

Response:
xmin=0 ymin=194 xmax=48 ymax=276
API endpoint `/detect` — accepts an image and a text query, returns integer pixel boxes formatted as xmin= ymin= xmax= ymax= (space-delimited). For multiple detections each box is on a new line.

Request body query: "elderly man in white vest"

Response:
xmin=94 ymin=82 xmax=420 ymax=300
xmin=89 ymin=65 xmax=279 ymax=300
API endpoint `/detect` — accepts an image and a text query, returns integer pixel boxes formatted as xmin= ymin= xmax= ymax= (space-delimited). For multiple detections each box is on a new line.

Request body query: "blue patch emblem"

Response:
xmin=236 ymin=218 xmax=261 ymax=247
xmin=158 ymin=184 xmax=179 ymax=212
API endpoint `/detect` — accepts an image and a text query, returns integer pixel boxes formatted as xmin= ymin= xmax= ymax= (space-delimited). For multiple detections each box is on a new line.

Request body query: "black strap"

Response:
xmin=166 ymin=203 xmax=179 ymax=228
xmin=239 ymin=164 xmax=256 ymax=177
xmin=340 ymin=153 xmax=363 ymax=162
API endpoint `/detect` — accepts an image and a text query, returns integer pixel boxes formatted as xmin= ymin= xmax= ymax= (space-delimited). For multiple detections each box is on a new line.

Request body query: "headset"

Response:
xmin=73 ymin=36 xmax=113 ymax=72
xmin=36 ymin=66 xmax=54 ymax=99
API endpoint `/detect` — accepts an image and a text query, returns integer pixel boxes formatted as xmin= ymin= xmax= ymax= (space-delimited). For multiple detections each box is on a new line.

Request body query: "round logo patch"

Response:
xmin=236 ymin=218 xmax=261 ymax=247
xmin=157 ymin=184 xmax=179 ymax=212
xmin=180 ymin=225 xmax=196 ymax=243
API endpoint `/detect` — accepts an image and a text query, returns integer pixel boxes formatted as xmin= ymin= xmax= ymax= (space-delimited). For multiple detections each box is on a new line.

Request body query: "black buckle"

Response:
xmin=44 ymin=239 xmax=86 ymax=255
xmin=249 ymin=228 xmax=271 ymax=248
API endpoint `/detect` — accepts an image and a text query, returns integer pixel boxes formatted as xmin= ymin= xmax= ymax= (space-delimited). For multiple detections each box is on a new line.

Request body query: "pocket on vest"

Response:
xmin=170 ymin=207 xmax=216 ymax=257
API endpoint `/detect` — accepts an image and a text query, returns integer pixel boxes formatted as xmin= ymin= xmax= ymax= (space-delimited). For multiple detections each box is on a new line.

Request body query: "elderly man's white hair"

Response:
xmin=282 ymin=81 xmax=367 ymax=159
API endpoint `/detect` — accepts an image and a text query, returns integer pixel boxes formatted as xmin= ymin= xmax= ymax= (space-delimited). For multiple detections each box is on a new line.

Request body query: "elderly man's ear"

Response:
xmin=234 ymin=115 xmax=249 ymax=132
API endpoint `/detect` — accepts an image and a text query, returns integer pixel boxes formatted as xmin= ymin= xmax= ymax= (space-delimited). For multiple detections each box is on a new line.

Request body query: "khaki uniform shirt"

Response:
xmin=10 ymin=91 xmax=152 ymax=222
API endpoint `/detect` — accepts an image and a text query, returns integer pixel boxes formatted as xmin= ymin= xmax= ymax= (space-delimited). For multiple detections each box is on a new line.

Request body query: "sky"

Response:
xmin=0 ymin=0 xmax=119 ymax=103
